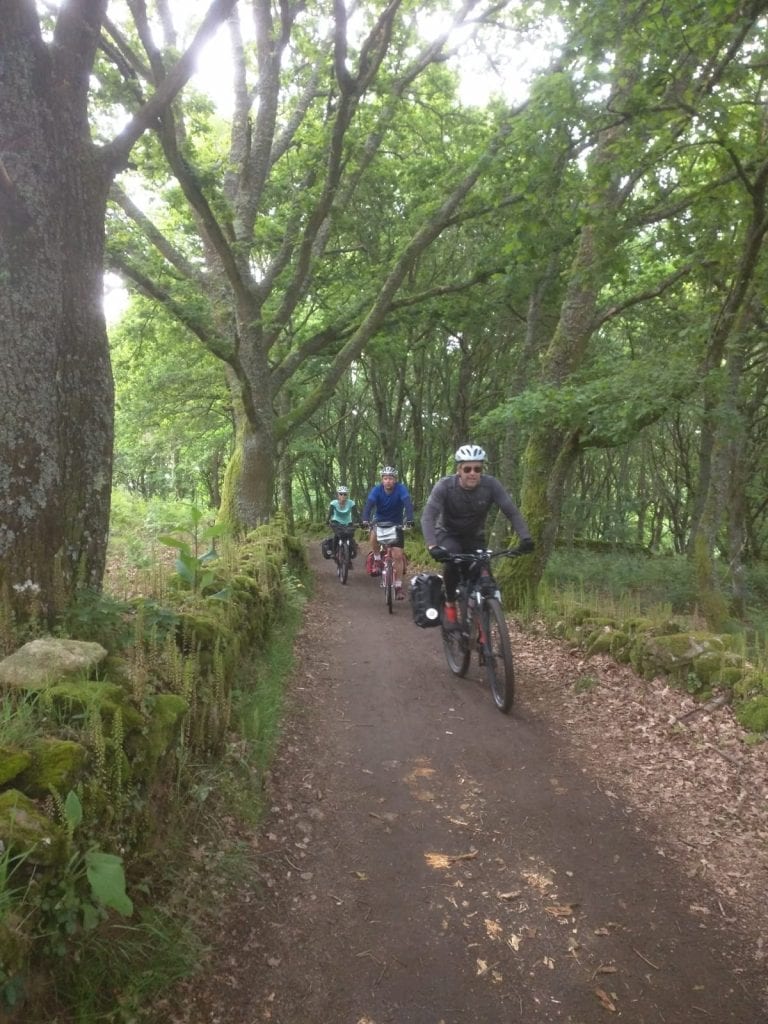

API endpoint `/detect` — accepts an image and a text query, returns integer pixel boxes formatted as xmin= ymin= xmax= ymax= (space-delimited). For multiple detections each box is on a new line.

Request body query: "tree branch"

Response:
xmin=109 ymin=252 xmax=235 ymax=364
xmin=594 ymin=263 xmax=696 ymax=329
xmin=102 ymin=0 xmax=238 ymax=171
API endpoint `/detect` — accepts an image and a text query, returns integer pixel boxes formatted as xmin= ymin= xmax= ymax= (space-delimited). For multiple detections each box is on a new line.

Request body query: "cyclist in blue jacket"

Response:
xmin=362 ymin=466 xmax=414 ymax=599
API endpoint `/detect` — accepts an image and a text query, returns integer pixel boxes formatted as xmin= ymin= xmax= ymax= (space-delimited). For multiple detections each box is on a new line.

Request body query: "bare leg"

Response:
xmin=392 ymin=547 xmax=406 ymax=581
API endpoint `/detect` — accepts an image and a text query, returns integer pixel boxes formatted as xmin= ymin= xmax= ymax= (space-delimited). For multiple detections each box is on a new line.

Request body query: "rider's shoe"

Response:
xmin=395 ymin=583 xmax=405 ymax=600
xmin=441 ymin=603 xmax=460 ymax=631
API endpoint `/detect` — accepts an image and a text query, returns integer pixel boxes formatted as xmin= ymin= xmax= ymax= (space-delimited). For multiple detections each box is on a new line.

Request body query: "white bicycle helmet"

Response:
xmin=336 ymin=485 xmax=349 ymax=494
xmin=380 ymin=465 xmax=398 ymax=477
xmin=454 ymin=444 xmax=486 ymax=462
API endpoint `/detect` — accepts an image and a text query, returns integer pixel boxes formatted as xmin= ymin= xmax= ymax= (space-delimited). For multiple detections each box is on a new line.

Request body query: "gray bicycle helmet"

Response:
xmin=380 ymin=465 xmax=398 ymax=477
xmin=454 ymin=443 xmax=486 ymax=462
xmin=336 ymin=485 xmax=349 ymax=494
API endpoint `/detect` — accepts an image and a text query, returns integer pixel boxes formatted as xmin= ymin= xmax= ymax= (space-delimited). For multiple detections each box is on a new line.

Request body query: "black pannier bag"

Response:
xmin=409 ymin=572 xmax=443 ymax=628
xmin=321 ymin=537 xmax=334 ymax=559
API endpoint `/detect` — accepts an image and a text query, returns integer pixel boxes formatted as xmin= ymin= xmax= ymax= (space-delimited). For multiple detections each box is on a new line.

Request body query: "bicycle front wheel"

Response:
xmin=442 ymin=602 xmax=470 ymax=677
xmin=385 ymin=561 xmax=394 ymax=612
xmin=338 ymin=543 xmax=349 ymax=584
xmin=482 ymin=597 xmax=515 ymax=712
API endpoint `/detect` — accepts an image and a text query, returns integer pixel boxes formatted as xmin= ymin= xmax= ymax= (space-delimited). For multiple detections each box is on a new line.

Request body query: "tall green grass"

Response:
xmin=539 ymin=548 xmax=768 ymax=650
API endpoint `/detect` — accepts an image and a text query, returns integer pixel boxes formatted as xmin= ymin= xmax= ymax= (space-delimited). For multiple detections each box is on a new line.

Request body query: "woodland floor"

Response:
xmin=152 ymin=546 xmax=768 ymax=1024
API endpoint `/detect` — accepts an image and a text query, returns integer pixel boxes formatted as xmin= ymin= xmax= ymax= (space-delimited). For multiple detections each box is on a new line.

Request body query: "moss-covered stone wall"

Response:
xmin=0 ymin=523 xmax=307 ymax=1014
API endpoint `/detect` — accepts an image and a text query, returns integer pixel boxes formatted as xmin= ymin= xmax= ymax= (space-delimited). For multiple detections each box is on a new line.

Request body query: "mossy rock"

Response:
xmin=634 ymin=632 xmax=733 ymax=681
xmin=691 ymin=650 xmax=746 ymax=686
xmin=719 ymin=666 xmax=746 ymax=687
xmin=0 ymin=912 xmax=31 ymax=978
xmin=0 ymin=749 xmax=32 ymax=786
xmin=608 ymin=631 xmax=631 ymax=658
xmin=586 ymin=628 xmax=620 ymax=656
xmin=733 ymin=671 xmax=768 ymax=701
xmin=0 ymin=747 xmax=32 ymax=787
xmin=0 ymin=790 xmax=66 ymax=865
xmin=127 ymin=693 xmax=189 ymax=776
xmin=564 ymin=624 xmax=588 ymax=645
xmin=44 ymin=679 xmax=144 ymax=734
xmin=0 ymin=638 xmax=108 ymax=692
xmin=735 ymin=696 xmax=768 ymax=733
xmin=16 ymin=737 xmax=88 ymax=797
xmin=621 ymin=617 xmax=657 ymax=635
xmin=562 ymin=607 xmax=600 ymax=627
xmin=175 ymin=610 xmax=232 ymax=653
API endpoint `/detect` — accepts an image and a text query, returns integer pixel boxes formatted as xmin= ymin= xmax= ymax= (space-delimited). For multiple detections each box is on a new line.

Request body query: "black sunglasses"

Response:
xmin=461 ymin=465 xmax=483 ymax=474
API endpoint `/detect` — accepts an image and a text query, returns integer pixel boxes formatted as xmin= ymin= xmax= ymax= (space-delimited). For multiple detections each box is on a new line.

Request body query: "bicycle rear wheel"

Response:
xmin=482 ymin=597 xmax=515 ymax=712
xmin=442 ymin=600 xmax=470 ymax=676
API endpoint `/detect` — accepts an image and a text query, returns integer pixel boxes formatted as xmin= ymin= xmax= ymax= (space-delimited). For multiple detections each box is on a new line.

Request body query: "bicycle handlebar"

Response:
xmin=446 ymin=547 xmax=528 ymax=563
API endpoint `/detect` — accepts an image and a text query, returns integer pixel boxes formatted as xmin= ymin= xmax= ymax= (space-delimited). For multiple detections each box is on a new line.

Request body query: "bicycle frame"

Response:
xmin=374 ymin=522 xmax=399 ymax=613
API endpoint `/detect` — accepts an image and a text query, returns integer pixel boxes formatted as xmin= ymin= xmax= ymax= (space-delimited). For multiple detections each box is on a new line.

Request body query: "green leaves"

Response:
xmin=158 ymin=507 xmax=230 ymax=593
xmin=84 ymin=850 xmax=134 ymax=918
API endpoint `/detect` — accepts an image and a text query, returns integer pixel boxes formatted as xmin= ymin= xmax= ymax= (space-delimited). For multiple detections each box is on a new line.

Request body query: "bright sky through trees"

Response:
xmin=100 ymin=0 xmax=562 ymax=321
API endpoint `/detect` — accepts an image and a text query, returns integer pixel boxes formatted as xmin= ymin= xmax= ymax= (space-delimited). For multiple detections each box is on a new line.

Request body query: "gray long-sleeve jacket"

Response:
xmin=421 ymin=473 xmax=531 ymax=547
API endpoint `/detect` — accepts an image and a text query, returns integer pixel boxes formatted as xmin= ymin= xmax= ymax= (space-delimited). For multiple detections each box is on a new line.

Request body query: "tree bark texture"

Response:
xmin=1 ymin=0 xmax=237 ymax=620
xmin=0 ymin=2 xmax=114 ymax=620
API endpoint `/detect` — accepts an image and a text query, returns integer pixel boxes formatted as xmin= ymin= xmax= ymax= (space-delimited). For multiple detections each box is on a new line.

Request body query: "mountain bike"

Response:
xmin=331 ymin=524 xmax=356 ymax=585
xmin=373 ymin=521 xmax=407 ymax=613
xmin=440 ymin=548 xmax=525 ymax=713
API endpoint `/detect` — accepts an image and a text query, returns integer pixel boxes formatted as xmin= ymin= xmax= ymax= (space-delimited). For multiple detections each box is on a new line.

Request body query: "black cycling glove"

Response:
xmin=429 ymin=546 xmax=451 ymax=562
xmin=518 ymin=537 xmax=535 ymax=554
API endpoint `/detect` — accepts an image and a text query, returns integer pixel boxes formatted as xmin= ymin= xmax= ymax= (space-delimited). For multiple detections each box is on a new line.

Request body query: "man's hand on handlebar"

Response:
xmin=429 ymin=545 xmax=451 ymax=562
xmin=517 ymin=537 xmax=535 ymax=554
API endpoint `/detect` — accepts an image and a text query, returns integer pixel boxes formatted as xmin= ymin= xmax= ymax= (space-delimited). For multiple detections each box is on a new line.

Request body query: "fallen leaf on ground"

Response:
xmin=522 ymin=870 xmax=554 ymax=892
xmin=425 ymin=850 xmax=477 ymax=869
xmin=545 ymin=903 xmax=579 ymax=917
xmin=594 ymin=987 xmax=617 ymax=1011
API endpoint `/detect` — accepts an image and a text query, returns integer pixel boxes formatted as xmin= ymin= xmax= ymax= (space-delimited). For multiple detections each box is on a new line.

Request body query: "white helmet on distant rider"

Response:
xmin=337 ymin=485 xmax=349 ymax=494
xmin=454 ymin=444 xmax=486 ymax=462
xmin=380 ymin=466 xmax=398 ymax=477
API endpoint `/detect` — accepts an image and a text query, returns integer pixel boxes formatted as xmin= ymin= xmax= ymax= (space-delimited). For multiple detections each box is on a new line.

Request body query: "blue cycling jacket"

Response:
xmin=362 ymin=482 xmax=414 ymax=524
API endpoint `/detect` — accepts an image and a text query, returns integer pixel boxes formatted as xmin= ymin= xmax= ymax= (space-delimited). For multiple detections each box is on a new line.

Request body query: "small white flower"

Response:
xmin=12 ymin=579 xmax=41 ymax=594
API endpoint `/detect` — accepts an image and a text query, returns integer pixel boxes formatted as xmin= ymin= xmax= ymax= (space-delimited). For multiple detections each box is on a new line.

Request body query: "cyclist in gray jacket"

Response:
xmin=421 ymin=444 xmax=534 ymax=629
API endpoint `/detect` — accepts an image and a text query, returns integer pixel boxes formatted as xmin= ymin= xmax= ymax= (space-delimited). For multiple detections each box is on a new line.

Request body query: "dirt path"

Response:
xmin=163 ymin=548 xmax=767 ymax=1024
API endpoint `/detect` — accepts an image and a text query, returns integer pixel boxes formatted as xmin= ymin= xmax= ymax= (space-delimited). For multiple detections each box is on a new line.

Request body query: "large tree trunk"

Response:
xmin=1 ymin=0 xmax=238 ymax=624
xmin=0 ymin=7 xmax=113 ymax=623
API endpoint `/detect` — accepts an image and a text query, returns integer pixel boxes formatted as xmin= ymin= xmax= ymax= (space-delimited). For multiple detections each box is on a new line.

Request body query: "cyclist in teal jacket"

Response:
xmin=326 ymin=485 xmax=359 ymax=562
